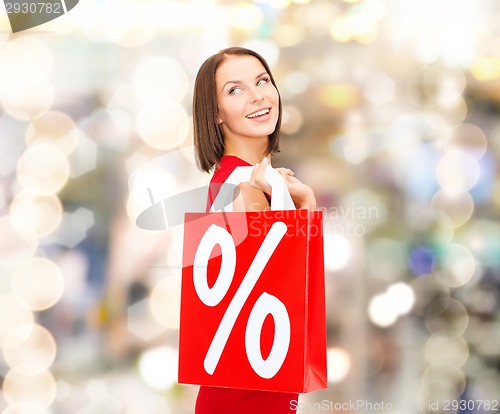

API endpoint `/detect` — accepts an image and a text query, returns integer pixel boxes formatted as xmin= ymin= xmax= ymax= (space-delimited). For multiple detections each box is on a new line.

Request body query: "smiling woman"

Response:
xmin=187 ymin=47 xmax=317 ymax=414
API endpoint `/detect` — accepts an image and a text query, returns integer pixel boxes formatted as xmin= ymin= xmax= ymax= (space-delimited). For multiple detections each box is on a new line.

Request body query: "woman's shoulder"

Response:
xmin=211 ymin=155 xmax=252 ymax=184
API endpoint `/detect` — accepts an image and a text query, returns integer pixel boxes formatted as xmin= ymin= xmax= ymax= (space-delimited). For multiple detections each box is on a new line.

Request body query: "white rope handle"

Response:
xmin=210 ymin=166 xmax=295 ymax=212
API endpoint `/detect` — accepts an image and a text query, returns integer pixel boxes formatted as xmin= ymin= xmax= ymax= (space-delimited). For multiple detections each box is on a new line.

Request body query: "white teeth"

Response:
xmin=246 ymin=109 xmax=269 ymax=118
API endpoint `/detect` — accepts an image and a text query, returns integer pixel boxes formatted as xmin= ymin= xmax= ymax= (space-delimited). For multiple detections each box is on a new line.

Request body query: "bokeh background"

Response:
xmin=1 ymin=0 xmax=500 ymax=413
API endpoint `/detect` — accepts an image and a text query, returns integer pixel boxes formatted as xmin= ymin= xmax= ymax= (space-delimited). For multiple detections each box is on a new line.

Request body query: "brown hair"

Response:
xmin=193 ymin=47 xmax=282 ymax=172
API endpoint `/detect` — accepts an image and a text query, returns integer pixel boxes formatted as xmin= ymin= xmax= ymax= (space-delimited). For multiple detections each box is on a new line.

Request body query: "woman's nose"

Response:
xmin=248 ymin=88 xmax=264 ymax=103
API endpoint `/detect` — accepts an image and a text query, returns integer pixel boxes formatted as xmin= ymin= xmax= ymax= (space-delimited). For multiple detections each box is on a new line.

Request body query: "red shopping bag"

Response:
xmin=178 ymin=167 xmax=327 ymax=393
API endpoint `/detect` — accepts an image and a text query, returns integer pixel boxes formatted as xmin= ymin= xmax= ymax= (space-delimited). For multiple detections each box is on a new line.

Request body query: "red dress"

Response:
xmin=196 ymin=155 xmax=298 ymax=414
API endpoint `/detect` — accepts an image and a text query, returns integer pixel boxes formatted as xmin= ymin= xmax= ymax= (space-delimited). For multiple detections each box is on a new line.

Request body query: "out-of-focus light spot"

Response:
xmin=291 ymin=0 xmax=311 ymax=4
xmin=0 ymin=216 xmax=38 ymax=268
xmin=281 ymin=105 xmax=303 ymax=135
xmin=424 ymin=333 xmax=469 ymax=367
xmin=0 ymin=36 xmax=52 ymax=85
xmin=25 ymin=111 xmax=79 ymax=156
xmin=269 ymin=0 xmax=291 ymax=8
xmin=364 ymin=73 xmax=396 ymax=105
xmin=431 ymin=189 xmax=474 ymax=227
xmin=125 ymin=395 xmax=172 ymax=414
xmin=474 ymin=322 xmax=500 ymax=357
xmin=16 ymin=144 xmax=70 ymax=196
xmin=3 ymin=367 xmax=57 ymax=410
xmin=425 ymin=298 xmax=469 ymax=337
xmin=149 ymin=276 xmax=181 ymax=330
xmin=301 ymin=2 xmax=339 ymax=35
xmin=368 ymin=282 xmax=415 ymax=327
xmin=53 ymin=207 xmax=95 ymax=249
xmin=273 ymin=24 xmax=306 ymax=47
xmin=411 ymin=274 xmax=450 ymax=317
xmin=0 ymin=295 xmax=34 ymax=347
xmin=80 ymin=380 xmax=122 ymax=413
xmin=446 ymin=123 xmax=488 ymax=160
xmin=127 ymin=298 xmax=166 ymax=341
xmin=419 ymin=365 xmax=466 ymax=402
xmin=138 ymin=347 xmax=178 ymax=390
xmin=422 ymin=65 xmax=466 ymax=108
xmin=409 ymin=246 xmax=435 ymax=276
xmin=434 ymin=244 xmax=476 ymax=288
xmin=67 ymin=132 xmax=98 ymax=178
xmin=3 ymin=324 xmax=57 ymax=374
xmin=327 ymin=347 xmax=351 ymax=383
xmin=366 ymin=238 xmax=407 ymax=281
xmin=241 ymin=40 xmax=280 ymax=67
xmin=282 ymin=71 xmax=310 ymax=95
xmin=318 ymin=84 xmax=359 ymax=110
xmin=1 ymin=78 xmax=54 ymax=121
xmin=410 ymin=208 xmax=454 ymax=246
xmin=132 ymin=57 xmax=189 ymax=104
xmin=471 ymin=57 xmax=500 ymax=81
xmin=323 ymin=233 xmax=352 ymax=271
xmin=436 ymin=149 xmax=480 ymax=194
xmin=11 ymin=257 xmax=64 ymax=311
xmin=9 ymin=192 xmax=63 ymax=239
xmin=230 ymin=3 xmax=263 ymax=30
xmin=136 ymin=101 xmax=190 ymax=151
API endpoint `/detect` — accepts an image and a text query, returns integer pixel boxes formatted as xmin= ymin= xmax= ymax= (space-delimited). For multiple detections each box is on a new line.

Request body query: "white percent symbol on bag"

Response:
xmin=193 ymin=221 xmax=291 ymax=379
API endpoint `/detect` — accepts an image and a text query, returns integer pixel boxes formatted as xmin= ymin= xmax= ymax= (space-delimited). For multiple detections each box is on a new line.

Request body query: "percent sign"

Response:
xmin=193 ymin=221 xmax=291 ymax=379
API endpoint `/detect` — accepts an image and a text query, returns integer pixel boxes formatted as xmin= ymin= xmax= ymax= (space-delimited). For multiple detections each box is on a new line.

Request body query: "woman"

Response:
xmin=193 ymin=47 xmax=316 ymax=414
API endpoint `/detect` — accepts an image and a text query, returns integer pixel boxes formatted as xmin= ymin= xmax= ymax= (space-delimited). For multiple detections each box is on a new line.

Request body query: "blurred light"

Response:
xmin=419 ymin=364 xmax=466 ymax=403
xmin=16 ymin=143 xmax=70 ymax=196
xmin=425 ymin=298 xmax=469 ymax=337
xmin=366 ymin=238 xmax=407 ymax=281
xmin=54 ymin=207 xmax=95 ymax=249
xmin=409 ymin=246 xmax=435 ymax=276
xmin=431 ymin=189 xmax=474 ymax=227
xmin=0 ymin=295 xmax=34 ymax=347
xmin=3 ymin=323 xmax=57 ymax=374
xmin=11 ymin=257 xmax=64 ymax=311
xmin=291 ymin=0 xmax=311 ymax=3
xmin=230 ymin=3 xmax=263 ymax=30
xmin=136 ymin=101 xmax=190 ymax=151
xmin=364 ymin=73 xmax=396 ymax=106
xmin=281 ymin=105 xmax=303 ymax=135
xmin=474 ymin=322 xmax=500 ymax=357
xmin=436 ymin=149 xmax=480 ymax=193
xmin=125 ymin=395 xmax=172 ymax=414
xmin=1 ymin=78 xmax=54 ymax=121
xmin=3 ymin=365 xmax=56 ymax=408
xmin=323 ymin=233 xmax=352 ymax=271
xmin=282 ymin=71 xmax=310 ymax=95
xmin=273 ymin=24 xmax=306 ymax=47
xmin=0 ymin=36 xmax=53 ymax=85
xmin=424 ymin=333 xmax=468 ymax=367
xmin=268 ymin=0 xmax=291 ymax=8
xmin=127 ymin=298 xmax=166 ymax=341
xmin=409 ymin=209 xmax=454 ymax=246
xmin=422 ymin=65 xmax=466 ymax=108
xmin=67 ymin=132 xmax=98 ymax=178
xmin=9 ymin=192 xmax=63 ymax=239
xmin=25 ymin=111 xmax=79 ymax=156
xmin=0 ymin=216 xmax=38 ymax=268
xmin=471 ymin=57 xmax=500 ymax=81
xmin=149 ymin=276 xmax=181 ymax=330
xmin=446 ymin=123 xmax=488 ymax=160
xmin=318 ymin=84 xmax=359 ymax=110
xmin=369 ymin=282 xmax=415 ymax=327
xmin=132 ymin=56 xmax=189 ymax=104
xmin=433 ymin=243 xmax=476 ymax=288
xmin=411 ymin=274 xmax=450 ymax=317
xmin=241 ymin=40 xmax=280 ymax=67
xmin=138 ymin=347 xmax=178 ymax=390
xmin=326 ymin=347 xmax=351 ymax=383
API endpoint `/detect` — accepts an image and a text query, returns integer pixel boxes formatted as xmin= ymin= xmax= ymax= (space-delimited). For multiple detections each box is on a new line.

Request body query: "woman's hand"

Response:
xmin=250 ymin=157 xmax=317 ymax=210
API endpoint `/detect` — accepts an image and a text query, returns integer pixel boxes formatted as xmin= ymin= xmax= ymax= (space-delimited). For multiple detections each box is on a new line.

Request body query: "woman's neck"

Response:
xmin=223 ymin=136 xmax=269 ymax=165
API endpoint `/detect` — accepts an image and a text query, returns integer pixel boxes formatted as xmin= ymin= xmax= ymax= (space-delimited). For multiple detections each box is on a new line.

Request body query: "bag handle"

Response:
xmin=210 ymin=165 xmax=295 ymax=212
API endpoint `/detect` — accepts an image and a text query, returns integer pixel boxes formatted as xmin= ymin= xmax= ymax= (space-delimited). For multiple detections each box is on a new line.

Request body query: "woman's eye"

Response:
xmin=257 ymin=77 xmax=270 ymax=86
xmin=229 ymin=87 xmax=242 ymax=95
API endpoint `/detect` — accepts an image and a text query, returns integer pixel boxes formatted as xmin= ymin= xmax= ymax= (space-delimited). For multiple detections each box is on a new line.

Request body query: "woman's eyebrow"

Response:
xmin=221 ymin=72 xmax=269 ymax=91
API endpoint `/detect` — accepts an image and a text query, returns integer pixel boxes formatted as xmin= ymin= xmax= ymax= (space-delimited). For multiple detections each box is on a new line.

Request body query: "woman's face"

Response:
xmin=215 ymin=54 xmax=279 ymax=144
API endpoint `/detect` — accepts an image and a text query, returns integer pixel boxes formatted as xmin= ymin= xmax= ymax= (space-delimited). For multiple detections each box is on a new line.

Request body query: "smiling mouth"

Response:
xmin=246 ymin=108 xmax=270 ymax=119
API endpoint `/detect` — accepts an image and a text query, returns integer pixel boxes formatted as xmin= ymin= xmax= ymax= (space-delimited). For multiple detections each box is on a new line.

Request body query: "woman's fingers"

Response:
xmin=249 ymin=157 xmax=272 ymax=194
